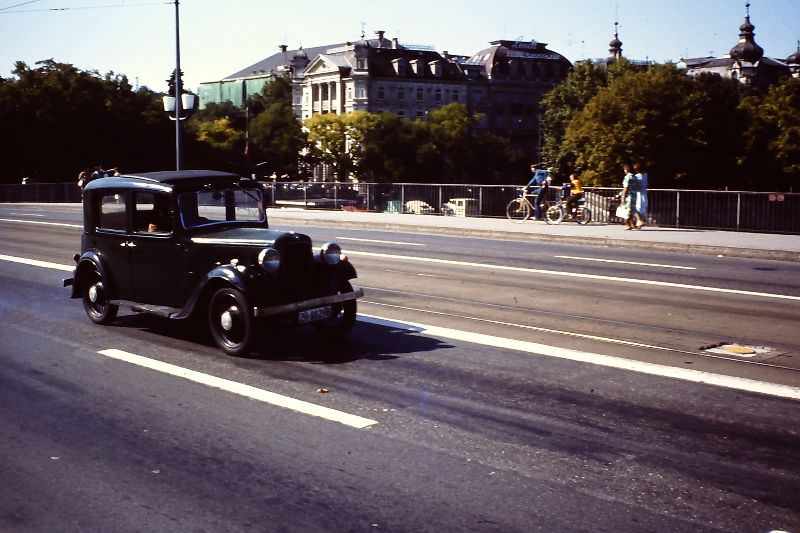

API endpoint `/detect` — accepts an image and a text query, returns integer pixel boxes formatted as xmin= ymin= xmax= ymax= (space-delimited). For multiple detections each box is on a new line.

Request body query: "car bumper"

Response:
xmin=253 ymin=289 xmax=364 ymax=318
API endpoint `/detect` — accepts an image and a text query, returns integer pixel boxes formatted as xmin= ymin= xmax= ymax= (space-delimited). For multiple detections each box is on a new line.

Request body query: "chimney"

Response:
xmin=279 ymin=44 xmax=288 ymax=53
xmin=375 ymin=30 xmax=385 ymax=47
xmin=392 ymin=37 xmax=399 ymax=49
xmin=442 ymin=51 xmax=449 ymax=59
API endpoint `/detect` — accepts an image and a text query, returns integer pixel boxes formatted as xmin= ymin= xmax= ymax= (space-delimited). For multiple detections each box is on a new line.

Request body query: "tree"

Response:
xmin=249 ymin=101 xmax=304 ymax=177
xmin=540 ymin=60 xmax=609 ymax=174
xmin=304 ymin=113 xmax=351 ymax=180
xmin=0 ymin=59 xmax=173 ymax=183
xmin=740 ymin=77 xmax=800 ymax=191
xmin=559 ymin=64 xmax=751 ymax=187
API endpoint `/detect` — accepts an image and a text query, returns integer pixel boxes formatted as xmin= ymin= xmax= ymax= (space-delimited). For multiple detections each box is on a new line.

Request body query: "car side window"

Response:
xmin=97 ymin=193 xmax=128 ymax=232
xmin=134 ymin=192 xmax=173 ymax=235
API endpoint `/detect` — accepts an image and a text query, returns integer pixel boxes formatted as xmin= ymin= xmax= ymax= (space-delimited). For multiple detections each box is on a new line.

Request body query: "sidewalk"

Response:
xmin=268 ymin=208 xmax=800 ymax=262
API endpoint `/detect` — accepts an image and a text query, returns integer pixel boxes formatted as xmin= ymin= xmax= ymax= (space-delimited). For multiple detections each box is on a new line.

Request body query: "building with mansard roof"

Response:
xmin=677 ymin=3 xmax=790 ymax=89
xmin=198 ymin=31 xmax=571 ymax=162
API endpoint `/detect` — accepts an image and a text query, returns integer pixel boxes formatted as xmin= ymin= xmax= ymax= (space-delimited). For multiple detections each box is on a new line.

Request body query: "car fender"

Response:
xmin=313 ymin=252 xmax=357 ymax=280
xmin=171 ymin=264 xmax=248 ymax=320
xmin=334 ymin=259 xmax=357 ymax=281
xmin=70 ymin=250 xmax=111 ymax=299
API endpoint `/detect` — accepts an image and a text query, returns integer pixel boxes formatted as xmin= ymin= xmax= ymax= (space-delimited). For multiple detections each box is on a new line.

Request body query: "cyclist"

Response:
xmin=527 ymin=163 xmax=550 ymax=220
xmin=565 ymin=173 xmax=584 ymax=214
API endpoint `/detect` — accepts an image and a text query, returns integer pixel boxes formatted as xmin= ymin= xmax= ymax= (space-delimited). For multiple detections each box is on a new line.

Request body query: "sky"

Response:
xmin=1 ymin=0 xmax=798 ymax=92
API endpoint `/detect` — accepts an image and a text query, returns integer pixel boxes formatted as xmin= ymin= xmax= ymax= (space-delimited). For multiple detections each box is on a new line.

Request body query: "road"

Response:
xmin=1 ymin=204 xmax=799 ymax=532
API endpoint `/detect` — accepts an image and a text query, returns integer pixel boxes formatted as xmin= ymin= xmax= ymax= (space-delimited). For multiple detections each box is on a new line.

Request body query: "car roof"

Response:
xmin=121 ymin=170 xmax=241 ymax=184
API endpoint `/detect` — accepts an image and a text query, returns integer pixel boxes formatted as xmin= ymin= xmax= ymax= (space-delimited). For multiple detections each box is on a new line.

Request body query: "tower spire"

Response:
xmin=729 ymin=1 xmax=763 ymax=63
xmin=608 ymin=20 xmax=623 ymax=61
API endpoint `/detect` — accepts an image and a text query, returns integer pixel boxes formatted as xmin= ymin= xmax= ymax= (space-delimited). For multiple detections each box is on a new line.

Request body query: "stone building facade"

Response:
xmin=199 ymin=31 xmax=571 ymax=162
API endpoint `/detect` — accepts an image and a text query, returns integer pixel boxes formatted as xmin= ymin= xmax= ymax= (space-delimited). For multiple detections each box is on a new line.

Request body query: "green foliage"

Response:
xmin=301 ymin=103 xmax=515 ymax=183
xmin=249 ymin=101 xmax=305 ymax=177
xmin=542 ymin=60 xmax=798 ymax=190
xmin=739 ymin=77 xmax=800 ymax=190
xmin=193 ymin=117 xmax=243 ymax=151
xmin=0 ymin=59 xmax=173 ymax=182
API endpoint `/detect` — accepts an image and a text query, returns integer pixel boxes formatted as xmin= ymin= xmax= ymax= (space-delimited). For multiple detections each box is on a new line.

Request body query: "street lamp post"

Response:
xmin=172 ymin=0 xmax=182 ymax=170
xmin=161 ymin=1 xmax=196 ymax=169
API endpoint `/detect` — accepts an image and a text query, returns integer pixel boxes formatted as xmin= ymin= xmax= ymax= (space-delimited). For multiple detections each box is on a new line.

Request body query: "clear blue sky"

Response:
xmin=1 ymin=0 xmax=798 ymax=92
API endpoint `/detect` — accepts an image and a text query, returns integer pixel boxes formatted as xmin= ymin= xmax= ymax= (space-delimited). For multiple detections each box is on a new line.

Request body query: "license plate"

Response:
xmin=298 ymin=306 xmax=332 ymax=324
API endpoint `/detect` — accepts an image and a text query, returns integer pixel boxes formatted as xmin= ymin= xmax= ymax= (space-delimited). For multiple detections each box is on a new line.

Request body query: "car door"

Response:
xmin=129 ymin=191 xmax=186 ymax=308
xmin=92 ymin=190 xmax=135 ymax=300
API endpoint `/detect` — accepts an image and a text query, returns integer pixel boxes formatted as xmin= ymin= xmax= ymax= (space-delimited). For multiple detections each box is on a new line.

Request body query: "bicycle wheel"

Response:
xmin=576 ymin=206 xmax=592 ymax=225
xmin=506 ymin=198 xmax=531 ymax=222
xmin=544 ymin=205 xmax=564 ymax=225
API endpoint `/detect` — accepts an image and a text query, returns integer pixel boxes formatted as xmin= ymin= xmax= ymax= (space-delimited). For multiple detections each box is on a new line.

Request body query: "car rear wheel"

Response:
xmin=314 ymin=280 xmax=357 ymax=340
xmin=82 ymin=268 xmax=118 ymax=325
xmin=208 ymin=287 xmax=254 ymax=356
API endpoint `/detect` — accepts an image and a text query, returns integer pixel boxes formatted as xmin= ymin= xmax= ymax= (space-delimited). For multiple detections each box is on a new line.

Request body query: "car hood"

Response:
xmin=190 ymin=227 xmax=302 ymax=247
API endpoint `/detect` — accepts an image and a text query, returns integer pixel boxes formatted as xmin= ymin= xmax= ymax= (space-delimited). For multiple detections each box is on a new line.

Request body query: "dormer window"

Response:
xmin=409 ymin=59 xmax=421 ymax=76
xmin=392 ymin=58 xmax=406 ymax=76
xmin=356 ymin=58 xmax=367 ymax=70
xmin=429 ymin=60 xmax=442 ymax=78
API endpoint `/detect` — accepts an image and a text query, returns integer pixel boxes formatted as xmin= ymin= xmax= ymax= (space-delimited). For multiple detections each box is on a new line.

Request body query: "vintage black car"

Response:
xmin=64 ymin=170 xmax=363 ymax=356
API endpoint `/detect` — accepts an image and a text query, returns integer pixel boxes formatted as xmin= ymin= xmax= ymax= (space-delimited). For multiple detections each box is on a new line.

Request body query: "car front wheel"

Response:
xmin=208 ymin=287 xmax=254 ymax=356
xmin=82 ymin=268 xmax=118 ymax=325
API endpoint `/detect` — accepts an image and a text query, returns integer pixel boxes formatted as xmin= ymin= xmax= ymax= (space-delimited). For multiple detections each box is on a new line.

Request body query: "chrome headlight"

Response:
xmin=320 ymin=242 xmax=342 ymax=265
xmin=258 ymin=247 xmax=280 ymax=272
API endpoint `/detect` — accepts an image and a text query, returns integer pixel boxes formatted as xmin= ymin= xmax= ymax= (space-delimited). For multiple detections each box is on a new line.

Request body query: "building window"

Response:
xmin=398 ymin=87 xmax=405 ymax=100
xmin=357 ymin=58 xmax=367 ymax=70
xmin=398 ymin=110 xmax=406 ymax=118
xmin=356 ymin=87 xmax=366 ymax=99
xmin=435 ymin=88 xmax=442 ymax=102
xmin=416 ymin=111 xmax=425 ymax=120
xmin=347 ymin=87 xmax=353 ymax=100
xmin=416 ymin=87 xmax=423 ymax=101
xmin=378 ymin=85 xmax=385 ymax=100
xmin=452 ymin=90 xmax=459 ymax=103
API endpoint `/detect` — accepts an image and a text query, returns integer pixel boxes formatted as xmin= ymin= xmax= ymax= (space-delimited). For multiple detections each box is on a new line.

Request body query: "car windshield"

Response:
xmin=178 ymin=186 xmax=265 ymax=229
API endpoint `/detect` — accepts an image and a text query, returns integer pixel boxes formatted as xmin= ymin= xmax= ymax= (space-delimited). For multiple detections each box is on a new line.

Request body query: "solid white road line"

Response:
xmin=336 ymin=236 xmax=426 ymax=246
xmin=348 ymin=250 xmax=800 ymax=302
xmin=0 ymin=254 xmax=74 ymax=272
xmin=97 ymin=349 xmax=378 ymax=429
xmin=554 ymin=255 xmax=697 ymax=270
xmin=359 ymin=314 xmax=800 ymax=401
xmin=9 ymin=212 xmax=45 ymax=217
xmin=0 ymin=217 xmax=82 ymax=229
xmin=7 ymin=252 xmax=800 ymax=400
xmin=363 ymin=299 xmax=700 ymax=355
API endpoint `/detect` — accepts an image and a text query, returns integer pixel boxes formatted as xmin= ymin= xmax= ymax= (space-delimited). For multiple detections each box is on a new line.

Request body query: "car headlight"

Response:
xmin=320 ymin=242 xmax=342 ymax=265
xmin=258 ymin=247 xmax=280 ymax=272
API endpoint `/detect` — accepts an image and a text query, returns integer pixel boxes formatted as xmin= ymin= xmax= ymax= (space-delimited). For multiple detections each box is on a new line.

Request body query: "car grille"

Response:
xmin=280 ymin=239 xmax=316 ymax=300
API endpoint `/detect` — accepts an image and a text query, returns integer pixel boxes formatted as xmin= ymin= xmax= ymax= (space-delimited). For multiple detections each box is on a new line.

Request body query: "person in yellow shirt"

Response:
xmin=565 ymin=173 xmax=584 ymax=214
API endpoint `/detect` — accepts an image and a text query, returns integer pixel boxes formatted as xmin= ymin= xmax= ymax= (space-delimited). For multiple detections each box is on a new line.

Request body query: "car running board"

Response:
xmin=111 ymin=300 xmax=182 ymax=318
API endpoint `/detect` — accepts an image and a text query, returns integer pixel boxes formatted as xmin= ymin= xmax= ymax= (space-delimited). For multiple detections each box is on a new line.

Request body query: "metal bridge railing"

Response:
xmin=2 ymin=182 xmax=798 ymax=234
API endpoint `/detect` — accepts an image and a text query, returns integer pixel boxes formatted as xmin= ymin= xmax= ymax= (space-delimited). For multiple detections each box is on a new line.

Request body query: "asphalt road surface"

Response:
xmin=1 ymin=205 xmax=799 ymax=532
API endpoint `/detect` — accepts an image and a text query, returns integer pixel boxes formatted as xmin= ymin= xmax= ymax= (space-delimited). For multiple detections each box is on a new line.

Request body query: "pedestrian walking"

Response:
xmin=620 ymin=162 xmax=639 ymax=230
xmin=633 ymin=160 xmax=648 ymax=228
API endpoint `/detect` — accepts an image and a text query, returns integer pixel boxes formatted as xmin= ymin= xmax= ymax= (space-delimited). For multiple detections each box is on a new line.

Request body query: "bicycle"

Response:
xmin=544 ymin=197 xmax=592 ymax=225
xmin=505 ymin=187 xmax=552 ymax=223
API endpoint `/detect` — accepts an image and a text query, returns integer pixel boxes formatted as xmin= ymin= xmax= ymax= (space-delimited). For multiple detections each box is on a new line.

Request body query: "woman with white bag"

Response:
xmin=618 ymin=162 xmax=639 ymax=230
